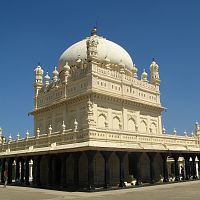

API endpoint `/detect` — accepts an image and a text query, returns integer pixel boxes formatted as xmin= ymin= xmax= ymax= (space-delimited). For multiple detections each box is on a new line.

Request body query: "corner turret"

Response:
xmin=194 ymin=121 xmax=200 ymax=136
xmin=86 ymin=27 xmax=99 ymax=61
xmin=150 ymin=58 xmax=160 ymax=86
xmin=34 ymin=64 xmax=44 ymax=96
xmin=141 ymin=69 xmax=148 ymax=82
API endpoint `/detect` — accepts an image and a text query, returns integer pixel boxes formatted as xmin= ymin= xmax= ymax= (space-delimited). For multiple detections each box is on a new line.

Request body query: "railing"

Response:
xmin=0 ymin=128 xmax=199 ymax=156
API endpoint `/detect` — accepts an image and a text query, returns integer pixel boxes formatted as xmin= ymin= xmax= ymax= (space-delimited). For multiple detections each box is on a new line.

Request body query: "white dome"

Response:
xmin=58 ymin=35 xmax=134 ymax=72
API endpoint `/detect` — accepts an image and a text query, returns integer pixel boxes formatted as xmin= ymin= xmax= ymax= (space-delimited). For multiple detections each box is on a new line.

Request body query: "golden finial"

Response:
xmin=91 ymin=26 xmax=97 ymax=36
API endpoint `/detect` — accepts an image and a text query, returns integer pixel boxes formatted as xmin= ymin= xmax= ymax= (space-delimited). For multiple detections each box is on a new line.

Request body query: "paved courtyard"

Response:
xmin=1 ymin=181 xmax=200 ymax=200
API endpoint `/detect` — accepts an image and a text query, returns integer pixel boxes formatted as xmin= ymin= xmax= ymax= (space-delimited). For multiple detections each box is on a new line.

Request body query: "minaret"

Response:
xmin=86 ymin=27 xmax=99 ymax=61
xmin=44 ymin=72 xmax=50 ymax=87
xmin=60 ymin=62 xmax=70 ymax=83
xmin=53 ymin=66 xmax=59 ymax=82
xmin=132 ymin=64 xmax=138 ymax=79
xmin=34 ymin=63 xmax=44 ymax=97
xmin=150 ymin=58 xmax=160 ymax=86
xmin=141 ymin=69 xmax=148 ymax=82
xmin=194 ymin=121 xmax=200 ymax=136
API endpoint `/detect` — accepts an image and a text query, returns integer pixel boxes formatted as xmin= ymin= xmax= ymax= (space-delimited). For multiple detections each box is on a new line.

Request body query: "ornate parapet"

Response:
xmin=0 ymin=128 xmax=199 ymax=158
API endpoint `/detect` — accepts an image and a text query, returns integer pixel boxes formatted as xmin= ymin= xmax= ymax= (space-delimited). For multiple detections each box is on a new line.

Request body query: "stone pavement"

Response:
xmin=1 ymin=181 xmax=200 ymax=200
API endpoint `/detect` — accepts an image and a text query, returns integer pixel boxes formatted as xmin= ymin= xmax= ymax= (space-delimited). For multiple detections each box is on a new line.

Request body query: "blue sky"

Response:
xmin=0 ymin=0 xmax=200 ymax=138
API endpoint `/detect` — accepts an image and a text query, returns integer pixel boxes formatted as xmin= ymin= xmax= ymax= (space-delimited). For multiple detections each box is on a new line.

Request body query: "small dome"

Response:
xmin=44 ymin=72 xmax=50 ymax=81
xmin=53 ymin=67 xmax=59 ymax=76
xmin=34 ymin=64 xmax=43 ymax=75
xmin=58 ymin=34 xmax=134 ymax=72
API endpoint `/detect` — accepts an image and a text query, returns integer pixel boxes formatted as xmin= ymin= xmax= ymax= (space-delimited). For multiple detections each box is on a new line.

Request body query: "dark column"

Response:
xmin=47 ymin=155 xmax=53 ymax=187
xmin=191 ymin=155 xmax=197 ymax=179
xmin=25 ymin=157 xmax=30 ymax=185
xmin=101 ymin=151 xmax=112 ymax=189
xmin=116 ymin=152 xmax=126 ymax=187
xmin=86 ymin=150 xmax=96 ymax=190
xmin=0 ymin=159 xmax=2 ymax=183
xmin=7 ymin=158 xmax=13 ymax=184
xmin=173 ymin=154 xmax=180 ymax=181
xmin=73 ymin=152 xmax=81 ymax=190
xmin=131 ymin=152 xmax=142 ymax=186
xmin=161 ymin=154 xmax=169 ymax=182
xmin=197 ymin=155 xmax=200 ymax=179
xmin=147 ymin=153 xmax=156 ymax=184
xmin=184 ymin=154 xmax=190 ymax=180
xmin=33 ymin=155 xmax=41 ymax=186
xmin=1 ymin=159 xmax=6 ymax=183
xmin=15 ymin=159 xmax=20 ymax=182
xmin=21 ymin=158 xmax=25 ymax=183
xmin=60 ymin=153 xmax=69 ymax=189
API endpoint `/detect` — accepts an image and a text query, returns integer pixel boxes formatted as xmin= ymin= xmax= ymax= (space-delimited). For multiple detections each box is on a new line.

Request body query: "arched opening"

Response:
xmin=98 ymin=114 xmax=106 ymax=128
xmin=128 ymin=118 xmax=136 ymax=132
xmin=150 ymin=123 xmax=157 ymax=134
xmin=140 ymin=120 xmax=147 ymax=133
xmin=113 ymin=116 xmax=120 ymax=130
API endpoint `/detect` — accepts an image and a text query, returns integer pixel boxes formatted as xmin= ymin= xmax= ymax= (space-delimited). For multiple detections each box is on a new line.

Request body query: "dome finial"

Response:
xmin=91 ymin=26 xmax=97 ymax=36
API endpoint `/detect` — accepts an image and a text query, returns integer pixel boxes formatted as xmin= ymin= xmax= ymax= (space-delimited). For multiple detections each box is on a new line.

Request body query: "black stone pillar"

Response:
xmin=1 ymin=159 xmax=6 ymax=183
xmin=101 ymin=151 xmax=112 ymax=189
xmin=47 ymin=155 xmax=53 ymax=187
xmin=192 ymin=155 xmax=197 ymax=179
xmin=33 ymin=156 xmax=41 ymax=186
xmin=161 ymin=154 xmax=169 ymax=182
xmin=184 ymin=155 xmax=190 ymax=180
xmin=21 ymin=159 xmax=25 ymax=183
xmin=116 ymin=152 xmax=126 ymax=187
xmin=86 ymin=150 xmax=96 ymax=190
xmin=25 ymin=157 xmax=30 ymax=185
xmin=73 ymin=152 xmax=81 ymax=190
xmin=173 ymin=154 xmax=180 ymax=181
xmin=197 ymin=155 xmax=200 ymax=179
xmin=132 ymin=153 xmax=142 ymax=186
xmin=60 ymin=153 xmax=69 ymax=189
xmin=0 ymin=159 xmax=3 ymax=182
xmin=15 ymin=158 xmax=20 ymax=182
xmin=147 ymin=153 xmax=156 ymax=184
xmin=15 ymin=159 xmax=20 ymax=182
xmin=7 ymin=158 xmax=13 ymax=184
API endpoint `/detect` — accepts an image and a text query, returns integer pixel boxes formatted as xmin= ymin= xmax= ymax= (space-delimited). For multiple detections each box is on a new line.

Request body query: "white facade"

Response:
xmin=33 ymin=28 xmax=163 ymax=140
xmin=0 ymin=27 xmax=200 ymax=159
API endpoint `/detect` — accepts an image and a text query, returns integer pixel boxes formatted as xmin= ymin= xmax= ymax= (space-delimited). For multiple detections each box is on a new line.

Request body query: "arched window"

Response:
xmin=140 ymin=120 xmax=147 ymax=133
xmin=113 ymin=116 xmax=120 ymax=129
xmin=128 ymin=118 xmax=136 ymax=132
xmin=98 ymin=114 xmax=106 ymax=128
xmin=150 ymin=123 xmax=157 ymax=134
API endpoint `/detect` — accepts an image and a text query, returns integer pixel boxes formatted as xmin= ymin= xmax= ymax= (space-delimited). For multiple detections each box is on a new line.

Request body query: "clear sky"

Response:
xmin=0 ymin=0 xmax=200 ymax=139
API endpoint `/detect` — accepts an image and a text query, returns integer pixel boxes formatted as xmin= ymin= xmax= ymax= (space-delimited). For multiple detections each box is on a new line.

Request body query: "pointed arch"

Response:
xmin=128 ymin=118 xmax=136 ymax=132
xmin=150 ymin=122 xmax=157 ymax=134
xmin=112 ymin=116 xmax=120 ymax=130
xmin=98 ymin=114 xmax=106 ymax=128
xmin=140 ymin=120 xmax=147 ymax=133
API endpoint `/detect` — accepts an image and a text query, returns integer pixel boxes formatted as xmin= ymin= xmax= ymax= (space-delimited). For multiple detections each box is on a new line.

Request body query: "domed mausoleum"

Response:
xmin=59 ymin=29 xmax=134 ymax=72
xmin=0 ymin=28 xmax=200 ymax=191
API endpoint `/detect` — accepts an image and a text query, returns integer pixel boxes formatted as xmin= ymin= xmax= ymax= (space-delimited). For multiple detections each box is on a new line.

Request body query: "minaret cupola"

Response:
xmin=34 ymin=63 xmax=44 ymax=96
xmin=150 ymin=58 xmax=160 ymax=86
xmin=53 ymin=66 xmax=59 ymax=82
xmin=141 ymin=69 xmax=148 ymax=82
xmin=44 ymin=72 xmax=50 ymax=86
